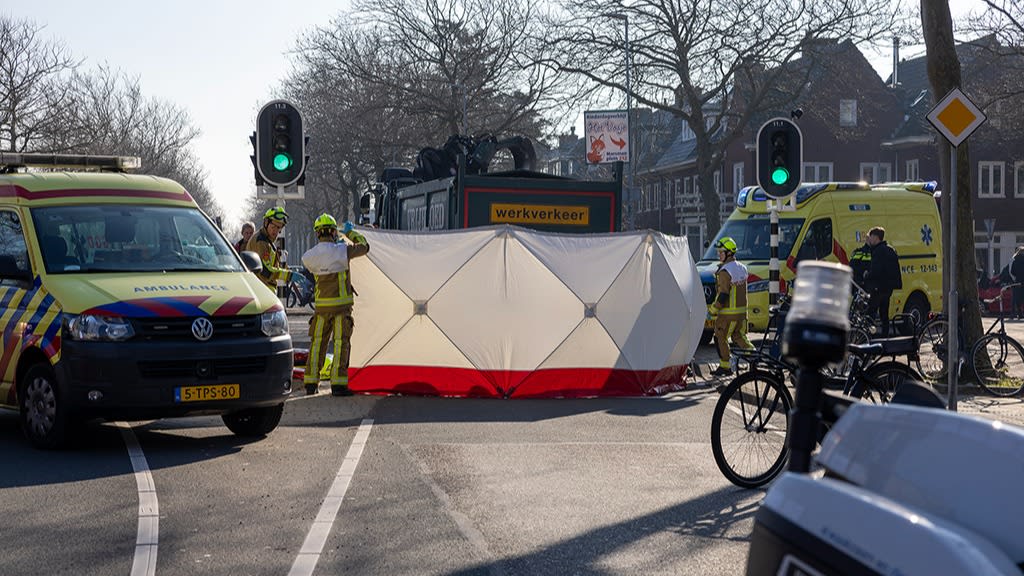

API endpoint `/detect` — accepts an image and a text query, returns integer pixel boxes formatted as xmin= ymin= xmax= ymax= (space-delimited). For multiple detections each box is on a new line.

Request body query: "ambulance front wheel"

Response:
xmin=222 ymin=403 xmax=284 ymax=437
xmin=19 ymin=362 xmax=74 ymax=450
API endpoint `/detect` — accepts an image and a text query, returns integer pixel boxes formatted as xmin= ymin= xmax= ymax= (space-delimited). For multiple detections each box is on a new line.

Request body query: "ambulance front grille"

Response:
xmin=132 ymin=316 xmax=262 ymax=340
xmin=138 ymin=356 xmax=268 ymax=379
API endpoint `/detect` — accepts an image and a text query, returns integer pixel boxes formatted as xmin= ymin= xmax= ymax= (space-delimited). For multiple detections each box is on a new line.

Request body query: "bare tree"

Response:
xmin=0 ymin=16 xmax=80 ymax=152
xmin=545 ymin=0 xmax=899 ymax=232
xmin=283 ymin=0 xmax=581 ymax=223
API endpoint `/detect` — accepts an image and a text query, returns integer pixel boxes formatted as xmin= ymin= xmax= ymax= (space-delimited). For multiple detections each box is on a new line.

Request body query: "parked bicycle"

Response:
xmin=285 ymin=270 xmax=315 ymax=310
xmin=710 ymin=335 xmax=925 ymax=489
xmin=915 ymin=283 xmax=1024 ymax=396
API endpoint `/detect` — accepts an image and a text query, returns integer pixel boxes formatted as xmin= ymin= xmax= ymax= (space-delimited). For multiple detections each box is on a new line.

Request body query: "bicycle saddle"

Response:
xmin=848 ymin=336 xmax=916 ymax=357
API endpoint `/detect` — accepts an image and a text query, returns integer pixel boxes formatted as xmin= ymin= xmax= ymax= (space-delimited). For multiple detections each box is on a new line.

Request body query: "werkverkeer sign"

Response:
xmin=926 ymin=87 xmax=986 ymax=147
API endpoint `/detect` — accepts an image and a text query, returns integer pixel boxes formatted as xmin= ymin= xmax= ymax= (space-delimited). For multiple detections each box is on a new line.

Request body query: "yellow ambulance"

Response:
xmin=0 ymin=154 xmax=293 ymax=448
xmin=699 ymin=182 xmax=943 ymax=340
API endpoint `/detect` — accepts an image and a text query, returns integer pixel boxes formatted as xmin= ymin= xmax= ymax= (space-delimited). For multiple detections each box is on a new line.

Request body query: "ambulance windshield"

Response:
xmin=31 ymin=205 xmax=244 ymax=274
xmin=702 ymin=216 xmax=805 ymax=262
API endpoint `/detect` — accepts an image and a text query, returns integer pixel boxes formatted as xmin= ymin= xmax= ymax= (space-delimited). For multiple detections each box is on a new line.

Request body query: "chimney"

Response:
xmin=891 ymin=37 xmax=900 ymax=87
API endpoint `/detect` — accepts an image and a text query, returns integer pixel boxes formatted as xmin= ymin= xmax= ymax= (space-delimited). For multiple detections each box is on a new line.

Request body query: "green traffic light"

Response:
xmin=771 ymin=166 xmax=789 ymax=185
xmin=273 ymin=153 xmax=292 ymax=171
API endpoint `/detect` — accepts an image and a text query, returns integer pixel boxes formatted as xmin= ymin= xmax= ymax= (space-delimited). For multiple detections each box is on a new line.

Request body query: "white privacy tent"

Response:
xmin=347 ymin=225 xmax=707 ymax=398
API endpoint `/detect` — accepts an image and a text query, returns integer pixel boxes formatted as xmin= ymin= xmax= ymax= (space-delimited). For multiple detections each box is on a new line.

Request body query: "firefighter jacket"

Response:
xmin=301 ymin=230 xmax=369 ymax=313
xmin=713 ymin=258 xmax=748 ymax=315
xmin=246 ymin=229 xmax=290 ymax=291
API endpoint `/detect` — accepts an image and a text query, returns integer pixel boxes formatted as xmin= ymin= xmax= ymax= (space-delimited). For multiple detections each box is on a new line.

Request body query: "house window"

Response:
xmin=713 ymin=170 xmax=721 ymax=195
xmin=859 ymin=163 xmax=891 ymax=184
xmin=683 ymin=176 xmax=692 ymax=198
xmin=733 ymin=162 xmax=744 ymax=194
xmin=654 ymin=182 xmax=661 ymax=210
xmin=665 ymin=179 xmax=673 ymax=209
xmin=803 ymin=163 xmax=833 ymax=182
xmin=906 ymin=159 xmax=919 ymax=181
xmin=840 ymin=99 xmax=857 ymax=127
xmin=1014 ymin=161 xmax=1024 ymax=198
xmin=675 ymin=178 xmax=682 ymax=205
xmin=978 ymin=161 xmax=1005 ymax=198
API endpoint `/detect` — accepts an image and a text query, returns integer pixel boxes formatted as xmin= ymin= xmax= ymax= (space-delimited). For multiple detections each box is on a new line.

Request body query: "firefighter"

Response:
xmin=248 ymin=207 xmax=304 ymax=293
xmin=301 ymin=213 xmax=370 ymax=396
xmin=710 ymin=237 xmax=752 ymax=377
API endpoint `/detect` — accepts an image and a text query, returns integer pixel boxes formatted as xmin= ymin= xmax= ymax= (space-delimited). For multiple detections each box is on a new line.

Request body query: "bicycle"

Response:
xmin=285 ymin=275 xmax=315 ymax=310
xmin=710 ymin=335 xmax=925 ymax=489
xmin=915 ymin=283 xmax=1024 ymax=396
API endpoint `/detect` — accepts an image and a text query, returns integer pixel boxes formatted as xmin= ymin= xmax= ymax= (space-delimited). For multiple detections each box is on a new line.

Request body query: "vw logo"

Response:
xmin=703 ymin=284 xmax=715 ymax=302
xmin=191 ymin=317 xmax=214 ymax=341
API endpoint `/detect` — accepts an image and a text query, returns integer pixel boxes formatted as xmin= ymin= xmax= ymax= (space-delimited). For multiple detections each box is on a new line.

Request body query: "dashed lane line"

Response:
xmin=117 ymin=422 xmax=159 ymax=576
xmin=288 ymin=418 xmax=374 ymax=576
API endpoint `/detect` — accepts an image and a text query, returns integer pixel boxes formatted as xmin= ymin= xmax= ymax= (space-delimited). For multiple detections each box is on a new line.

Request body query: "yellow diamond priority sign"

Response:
xmin=927 ymin=87 xmax=986 ymax=147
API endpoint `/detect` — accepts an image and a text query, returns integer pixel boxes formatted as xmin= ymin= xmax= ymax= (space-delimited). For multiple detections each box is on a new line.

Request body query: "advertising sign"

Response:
xmin=584 ymin=110 xmax=630 ymax=164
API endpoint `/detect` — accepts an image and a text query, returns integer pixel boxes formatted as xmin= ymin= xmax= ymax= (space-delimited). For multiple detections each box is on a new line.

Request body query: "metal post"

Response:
xmin=769 ymin=200 xmax=780 ymax=306
xmin=948 ymin=145 xmax=958 ymax=412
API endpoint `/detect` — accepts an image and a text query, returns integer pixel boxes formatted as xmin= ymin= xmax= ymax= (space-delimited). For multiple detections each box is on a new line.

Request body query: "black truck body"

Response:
xmin=371 ymin=158 xmax=624 ymax=233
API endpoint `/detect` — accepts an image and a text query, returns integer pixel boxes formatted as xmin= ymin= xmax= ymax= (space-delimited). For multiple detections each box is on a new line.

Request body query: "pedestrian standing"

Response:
xmin=710 ymin=237 xmax=753 ymax=377
xmin=863 ymin=227 xmax=902 ymax=337
xmin=234 ymin=221 xmax=255 ymax=253
xmin=248 ymin=207 xmax=303 ymax=294
xmin=301 ymin=214 xmax=370 ymax=396
xmin=1011 ymin=246 xmax=1024 ymax=319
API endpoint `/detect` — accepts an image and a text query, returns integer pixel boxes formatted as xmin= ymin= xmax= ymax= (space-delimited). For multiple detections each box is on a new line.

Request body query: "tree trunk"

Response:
xmin=921 ymin=0 xmax=985 ymax=381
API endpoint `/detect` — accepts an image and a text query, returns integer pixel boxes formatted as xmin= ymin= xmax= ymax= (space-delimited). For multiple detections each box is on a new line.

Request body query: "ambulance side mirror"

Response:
xmin=239 ymin=251 xmax=263 ymax=274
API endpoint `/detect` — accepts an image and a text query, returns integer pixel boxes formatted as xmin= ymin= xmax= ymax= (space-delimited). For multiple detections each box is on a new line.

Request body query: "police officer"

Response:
xmin=710 ymin=237 xmax=752 ymax=377
xmin=864 ymin=226 xmax=902 ymax=337
xmin=247 ymin=207 xmax=304 ymax=293
xmin=301 ymin=214 xmax=370 ymax=396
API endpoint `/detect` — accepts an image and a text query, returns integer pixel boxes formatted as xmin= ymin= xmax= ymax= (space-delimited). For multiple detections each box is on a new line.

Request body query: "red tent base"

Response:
xmin=292 ymin=350 xmax=688 ymax=398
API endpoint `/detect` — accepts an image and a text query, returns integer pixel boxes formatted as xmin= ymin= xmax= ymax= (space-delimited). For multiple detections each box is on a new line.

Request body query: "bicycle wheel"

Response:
xmin=972 ymin=334 xmax=1024 ymax=397
xmin=710 ymin=370 xmax=792 ymax=489
xmin=858 ymin=361 xmax=925 ymax=403
xmin=916 ymin=318 xmax=949 ymax=382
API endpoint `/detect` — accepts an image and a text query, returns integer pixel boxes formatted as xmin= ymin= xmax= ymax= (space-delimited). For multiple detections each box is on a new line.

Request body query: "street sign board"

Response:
xmin=584 ymin=110 xmax=630 ymax=164
xmin=926 ymin=87 xmax=986 ymax=147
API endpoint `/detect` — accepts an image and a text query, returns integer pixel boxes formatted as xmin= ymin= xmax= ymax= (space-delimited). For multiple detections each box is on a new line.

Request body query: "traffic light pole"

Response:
xmin=767 ymin=196 xmax=796 ymax=306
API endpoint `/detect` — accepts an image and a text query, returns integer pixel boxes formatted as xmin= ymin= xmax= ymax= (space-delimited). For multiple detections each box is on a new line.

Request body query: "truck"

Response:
xmin=361 ymin=134 xmax=624 ymax=233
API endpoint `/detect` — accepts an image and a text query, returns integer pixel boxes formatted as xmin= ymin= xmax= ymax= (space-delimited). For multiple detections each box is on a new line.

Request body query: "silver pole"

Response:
xmin=948 ymin=145 xmax=958 ymax=411
xmin=624 ymin=16 xmax=633 ymax=230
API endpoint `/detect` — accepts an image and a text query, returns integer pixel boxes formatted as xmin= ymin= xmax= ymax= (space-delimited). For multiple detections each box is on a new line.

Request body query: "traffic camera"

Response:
xmin=255 ymin=100 xmax=305 ymax=187
xmin=756 ymin=118 xmax=803 ymax=199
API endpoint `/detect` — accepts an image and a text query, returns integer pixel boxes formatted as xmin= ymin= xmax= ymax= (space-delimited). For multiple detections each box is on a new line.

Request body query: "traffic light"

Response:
xmin=756 ymin=118 xmax=803 ymax=199
xmin=255 ymin=100 xmax=305 ymax=187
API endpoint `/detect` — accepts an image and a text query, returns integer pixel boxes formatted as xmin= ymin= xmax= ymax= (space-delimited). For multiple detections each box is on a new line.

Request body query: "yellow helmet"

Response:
xmin=313 ymin=213 xmax=338 ymax=233
xmin=263 ymin=206 xmax=288 ymax=224
xmin=715 ymin=236 xmax=738 ymax=253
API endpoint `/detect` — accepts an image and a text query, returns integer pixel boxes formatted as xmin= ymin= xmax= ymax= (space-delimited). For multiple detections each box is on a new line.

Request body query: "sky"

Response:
xmin=6 ymin=0 xmax=989 ymax=230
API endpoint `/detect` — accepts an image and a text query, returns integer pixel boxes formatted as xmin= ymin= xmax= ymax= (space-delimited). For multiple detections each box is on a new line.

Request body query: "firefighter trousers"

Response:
xmin=304 ymin=306 xmax=354 ymax=389
xmin=714 ymin=312 xmax=752 ymax=368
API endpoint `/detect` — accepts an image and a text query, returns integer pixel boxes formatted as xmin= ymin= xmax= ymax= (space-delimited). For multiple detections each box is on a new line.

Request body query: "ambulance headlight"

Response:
xmin=64 ymin=315 xmax=135 ymax=341
xmin=261 ymin=309 xmax=289 ymax=337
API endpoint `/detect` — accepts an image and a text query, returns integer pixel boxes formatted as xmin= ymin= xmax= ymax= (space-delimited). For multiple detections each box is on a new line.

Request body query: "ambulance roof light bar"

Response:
xmin=0 ymin=153 xmax=142 ymax=173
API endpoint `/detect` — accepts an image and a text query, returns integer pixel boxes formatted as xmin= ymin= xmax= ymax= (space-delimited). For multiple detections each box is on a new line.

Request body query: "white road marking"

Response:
xmin=288 ymin=418 xmax=374 ymax=576
xmin=117 ymin=422 xmax=159 ymax=576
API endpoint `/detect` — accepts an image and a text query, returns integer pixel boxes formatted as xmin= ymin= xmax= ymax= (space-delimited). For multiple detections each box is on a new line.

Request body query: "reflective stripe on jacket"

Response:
xmin=302 ymin=231 xmax=369 ymax=312
xmin=246 ymin=229 xmax=289 ymax=290
xmin=714 ymin=259 xmax=748 ymax=314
